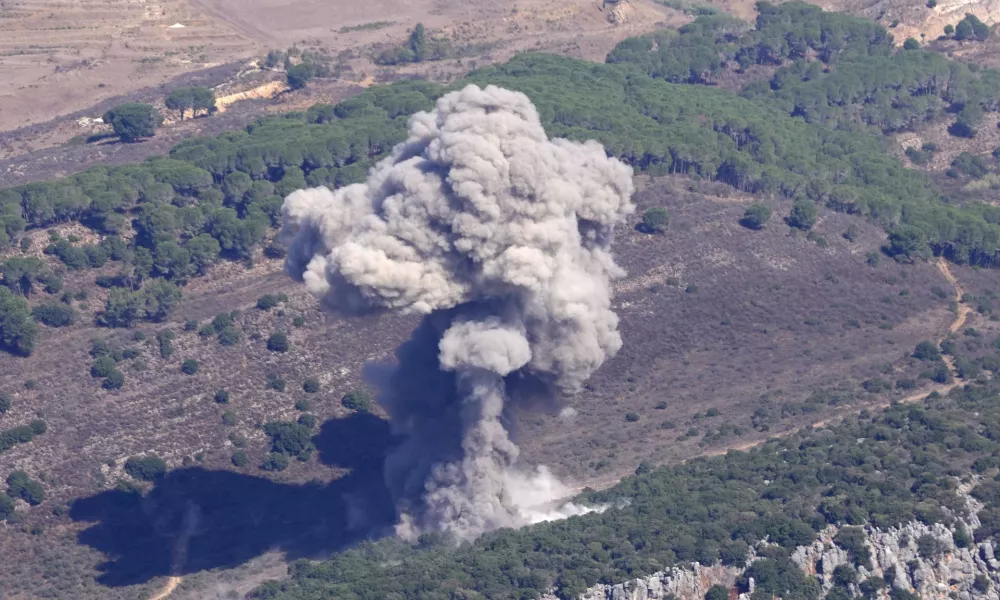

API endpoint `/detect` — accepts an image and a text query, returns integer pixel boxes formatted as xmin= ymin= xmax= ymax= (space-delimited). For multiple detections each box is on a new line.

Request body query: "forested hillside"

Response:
xmin=250 ymin=380 xmax=1000 ymax=600
xmin=4 ymin=5 xmax=1000 ymax=361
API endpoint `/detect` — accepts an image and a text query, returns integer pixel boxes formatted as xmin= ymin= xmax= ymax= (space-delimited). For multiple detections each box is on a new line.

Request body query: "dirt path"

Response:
xmin=148 ymin=576 xmax=182 ymax=600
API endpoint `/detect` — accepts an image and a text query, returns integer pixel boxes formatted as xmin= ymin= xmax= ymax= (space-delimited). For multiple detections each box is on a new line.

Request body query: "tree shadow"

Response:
xmin=69 ymin=412 xmax=397 ymax=587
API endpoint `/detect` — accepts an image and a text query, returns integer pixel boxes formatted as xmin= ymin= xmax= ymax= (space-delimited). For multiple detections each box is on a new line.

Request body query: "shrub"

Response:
xmin=0 ymin=394 xmax=9 ymax=414
xmin=228 ymin=431 xmax=248 ymax=448
xmin=91 ymin=356 xmax=118 ymax=378
xmin=293 ymin=316 xmax=305 ymax=327
xmin=181 ymin=358 xmax=199 ymax=375
xmin=6 ymin=471 xmax=45 ymax=505
xmin=342 ymin=388 xmax=372 ymax=412
xmin=0 ymin=493 xmax=14 ymax=521
xmin=124 ymin=455 xmax=167 ymax=481
xmin=31 ymin=303 xmax=76 ymax=327
xmin=218 ymin=326 xmax=240 ymax=346
xmin=266 ymin=373 xmax=286 ymax=392
xmin=261 ymin=452 xmax=289 ymax=472
xmin=231 ymin=451 xmax=249 ymax=467
xmin=184 ymin=319 xmax=199 ymax=331
xmin=256 ymin=294 xmax=282 ymax=310
xmin=625 ymin=412 xmax=641 ymax=422
xmin=303 ymin=378 xmax=320 ymax=393
xmin=705 ymin=585 xmax=729 ymax=600
xmin=741 ymin=203 xmax=772 ymax=230
xmin=222 ymin=411 xmax=237 ymax=426
xmin=787 ymin=200 xmax=817 ymax=230
xmin=214 ymin=389 xmax=230 ymax=404
xmin=295 ymin=399 xmax=311 ymax=411
xmin=102 ymin=370 xmax=125 ymax=390
xmin=298 ymin=414 xmax=317 ymax=429
xmin=641 ymin=207 xmax=669 ymax=233
xmin=267 ymin=331 xmax=290 ymax=352
xmin=913 ymin=340 xmax=941 ymax=361
xmin=903 ymin=37 xmax=920 ymax=50
xmin=263 ymin=420 xmax=314 ymax=455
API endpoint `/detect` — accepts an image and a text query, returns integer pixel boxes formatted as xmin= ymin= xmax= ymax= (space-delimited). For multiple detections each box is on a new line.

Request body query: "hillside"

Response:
xmin=2 ymin=2 xmax=1000 ymax=600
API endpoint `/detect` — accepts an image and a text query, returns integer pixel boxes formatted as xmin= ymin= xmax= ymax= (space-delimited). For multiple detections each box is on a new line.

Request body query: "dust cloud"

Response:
xmin=281 ymin=84 xmax=634 ymax=540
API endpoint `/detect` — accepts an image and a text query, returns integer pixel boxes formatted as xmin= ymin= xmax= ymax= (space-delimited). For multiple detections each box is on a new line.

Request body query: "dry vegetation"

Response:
xmin=0 ymin=176 xmax=981 ymax=599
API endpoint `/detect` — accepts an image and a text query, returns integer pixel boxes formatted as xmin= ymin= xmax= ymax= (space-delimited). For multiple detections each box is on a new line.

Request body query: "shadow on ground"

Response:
xmin=69 ymin=412 xmax=397 ymax=587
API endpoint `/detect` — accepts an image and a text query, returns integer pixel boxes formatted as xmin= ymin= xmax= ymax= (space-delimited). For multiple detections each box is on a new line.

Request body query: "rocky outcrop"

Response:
xmin=567 ymin=484 xmax=1000 ymax=599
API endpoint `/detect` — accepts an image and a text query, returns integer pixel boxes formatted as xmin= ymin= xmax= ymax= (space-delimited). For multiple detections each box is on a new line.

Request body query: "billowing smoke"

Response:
xmin=281 ymin=84 xmax=634 ymax=540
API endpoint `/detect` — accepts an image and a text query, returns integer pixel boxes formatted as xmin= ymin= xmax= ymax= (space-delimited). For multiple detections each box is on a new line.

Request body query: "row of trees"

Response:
xmin=251 ymin=380 xmax=1000 ymax=599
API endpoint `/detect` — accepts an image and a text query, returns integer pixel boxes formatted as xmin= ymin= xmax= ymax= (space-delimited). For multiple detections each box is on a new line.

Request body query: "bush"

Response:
xmin=267 ymin=331 xmax=290 ymax=352
xmin=913 ymin=340 xmax=941 ymax=361
xmin=31 ymin=303 xmax=76 ymax=327
xmin=266 ymin=373 xmax=286 ymax=392
xmin=625 ymin=412 xmax=641 ymax=422
xmin=124 ymin=455 xmax=167 ymax=481
xmin=303 ymin=378 xmax=320 ymax=393
xmin=91 ymin=355 xmax=118 ymax=378
xmin=0 ymin=493 xmax=14 ymax=521
xmin=218 ymin=326 xmax=241 ymax=346
xmin=231 ymin=451 xmax=249 ymax=467
xmin=704 ymin=585 xmax=729 ymax=600
xmin=342 ymin=388 xmax=372 ymax=412
xmin=102 ymin=370 xmax=125 ymax=390
xmin=6 ymin=471 xmax=45 ymax=505
xmin=181 ymin=358 xmax=199 ymax=375
xmin=741 ymin=203 xmax=772 ymax=230
xmin=215 ymin=389 xmax=230 ymax=404
xmin=103 ymin=103 xmax=163 ymax=142
xmin=295 ymin=399 xmax=311 ymax=411
xmin=298 ymin=414 xmax=317 ymax=429
xmin=263 ymin=420 xmax=314 ymax=455
xmin=261 ymin=452 xmax=289 ymax=472
xmin=903 ymin=37 xmax=920 ymax=50
xmin=293 ymin=316 xmax=305 ymax=327
xmin=641 ymin=207 xmax=669 ymax=233
xmin=787 ymin=200 xmax=817 ymax=230
xmin=0 ymin=394 xmax=9 ymax=414
xmin=222 ymin=411 xmax=237 ymax=426
xmin=256 ymin=294 xmax=284 ymax=310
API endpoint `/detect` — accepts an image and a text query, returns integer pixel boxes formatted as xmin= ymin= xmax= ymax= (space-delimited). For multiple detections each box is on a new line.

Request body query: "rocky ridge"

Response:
xmin=559 ymin=484 xmax=1000 ymax=599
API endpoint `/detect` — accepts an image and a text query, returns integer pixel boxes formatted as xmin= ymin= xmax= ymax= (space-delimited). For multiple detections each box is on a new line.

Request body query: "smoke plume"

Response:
xmin=281 ymin=84 xmax=634 ymax=540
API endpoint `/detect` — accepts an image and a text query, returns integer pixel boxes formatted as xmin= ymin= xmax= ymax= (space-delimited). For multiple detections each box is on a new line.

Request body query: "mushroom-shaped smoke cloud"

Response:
xmin=281 ymin=84 xmax=634 ymax=540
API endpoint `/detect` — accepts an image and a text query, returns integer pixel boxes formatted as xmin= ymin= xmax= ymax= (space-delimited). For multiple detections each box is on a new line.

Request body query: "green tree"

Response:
xmin=955 ymin=17 xmax=974 ymax=41
xmin=742 ymin=203 xmax=772 ymax=230
xmin=0 ymin=394 xmax=9 ymax=414
xmin=303 ymin=378 xmax=320 ymax=393
xmin=0 ymin=287 xmax=38 ymax=356
xmin=232 ymin=451 xmax=249 ymax=467
xmin=287 ymin=63 xmax=316 ymax=90
xmin=342 ymin=387 xmax=372 ymax=412
xmin=267 ymin=331 xmax=290 ymax=353
xmin=704 ymin=585 xmax=729 ymax=600
xmin=6 ymin=471 xmax=45 ymax=505
xmin=102 ymin=103 xmax=163 ymax=143
xmin=31 ymin=302 xmax=75 ymax=327
xmin=261 ymin=452 xmax=289 ymax=472
xmin=124 ymin=455 xmax=167 ymax=481
xmin=887 ymin=225 xmax=928 ymax=263
xmin=410 ymin=23 xmax=427 ymax=62
xmin=641 ymin=207 xmax=670 ymax=233
xmin=944 ymin=24 xmax=955 ymax=36
xmin=181 ymin=358 xmax=199 ymax=375
xmin=787 ymin=200 xmax=817 ymax=230
xmin=903 ymin=37 xmax=920 ymax=49
xmin=0 ymin=493 xmax=14 ymax=521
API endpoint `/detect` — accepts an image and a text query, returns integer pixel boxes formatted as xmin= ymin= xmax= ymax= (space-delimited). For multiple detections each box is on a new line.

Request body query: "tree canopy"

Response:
xmin=102 ymin=103 xmax=163 ymax=142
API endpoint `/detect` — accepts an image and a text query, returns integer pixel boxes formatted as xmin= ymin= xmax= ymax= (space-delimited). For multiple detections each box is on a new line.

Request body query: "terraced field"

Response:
xmin=0 ymin=0 xmax=255 ymax=130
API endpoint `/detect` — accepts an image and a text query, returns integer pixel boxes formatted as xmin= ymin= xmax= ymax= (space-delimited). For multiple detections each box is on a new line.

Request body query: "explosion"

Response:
xmin=281 ymin=84 xmax=634 ymax=540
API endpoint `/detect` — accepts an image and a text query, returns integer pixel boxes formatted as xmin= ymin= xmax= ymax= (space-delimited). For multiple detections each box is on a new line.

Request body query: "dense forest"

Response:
xmin=246 ymin=379 xmax=1000 ymax=600
xmin=1 ymin=2 xmax=1000 ymax=341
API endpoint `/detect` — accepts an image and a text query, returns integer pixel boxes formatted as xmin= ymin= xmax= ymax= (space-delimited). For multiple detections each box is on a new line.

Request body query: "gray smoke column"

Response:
xmin=281 ymin=84 xmax=634 ymax=540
